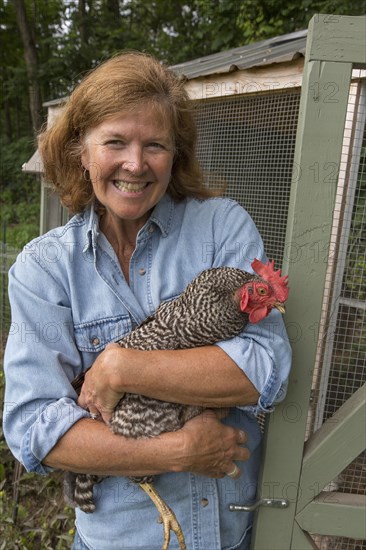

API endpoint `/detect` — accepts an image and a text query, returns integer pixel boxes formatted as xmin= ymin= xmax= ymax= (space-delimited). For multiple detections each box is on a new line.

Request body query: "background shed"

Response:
xmin=22 ymin=17 xmax=366 ymax=549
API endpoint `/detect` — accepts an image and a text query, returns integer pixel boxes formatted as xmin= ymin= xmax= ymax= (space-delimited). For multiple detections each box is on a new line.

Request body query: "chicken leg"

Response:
xmin=139 ymin=482 xmax=186 ymax=550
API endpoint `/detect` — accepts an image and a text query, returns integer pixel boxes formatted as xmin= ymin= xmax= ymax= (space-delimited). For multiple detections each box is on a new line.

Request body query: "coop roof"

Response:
xmin=170 ymin=29 xmax=307 ymax=79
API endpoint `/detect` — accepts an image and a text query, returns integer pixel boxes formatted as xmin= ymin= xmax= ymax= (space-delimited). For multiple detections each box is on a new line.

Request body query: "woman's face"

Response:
xmin=81 ymin=104 xmax=175 ymax=227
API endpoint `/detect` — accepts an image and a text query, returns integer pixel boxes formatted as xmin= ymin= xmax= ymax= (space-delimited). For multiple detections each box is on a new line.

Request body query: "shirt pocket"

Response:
xmin=160 ymin=292 xmax=181 ymax=306
xmin=74 ymin=314 xmax=133 ymax=353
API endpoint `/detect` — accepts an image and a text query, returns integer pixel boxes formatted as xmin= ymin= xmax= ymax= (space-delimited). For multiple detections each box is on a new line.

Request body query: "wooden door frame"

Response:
xmin=249 ymin=14 xmax=366 ymax=549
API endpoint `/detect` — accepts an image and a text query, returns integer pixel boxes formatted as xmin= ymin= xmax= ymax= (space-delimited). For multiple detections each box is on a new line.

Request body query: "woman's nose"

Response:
xmin=121 ymin=146 xmax=146 ymax=175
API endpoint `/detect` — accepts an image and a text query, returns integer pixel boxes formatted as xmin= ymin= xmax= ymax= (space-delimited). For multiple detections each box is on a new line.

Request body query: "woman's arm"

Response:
xmin=43 ymin=409 xmax=249 ymax=479
xmin=78 ymin=344 xmax=259 ymax=422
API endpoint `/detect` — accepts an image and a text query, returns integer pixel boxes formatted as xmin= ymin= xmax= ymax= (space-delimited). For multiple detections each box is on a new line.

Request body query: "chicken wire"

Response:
xmin=193 ymin=89 xmax=300 ymax=437
xmin=194 ymin=89 xmax=301 ymax=267
xmin=308 ymin=77 xmax=366 ymax=550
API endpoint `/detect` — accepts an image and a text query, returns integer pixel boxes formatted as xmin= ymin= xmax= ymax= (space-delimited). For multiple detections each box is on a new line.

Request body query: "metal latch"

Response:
xmin=229 ymin=498 xmax=289 ymax=512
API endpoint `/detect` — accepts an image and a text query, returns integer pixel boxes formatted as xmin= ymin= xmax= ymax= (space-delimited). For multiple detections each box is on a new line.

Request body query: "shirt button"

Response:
xmin=200 ymin=498 xmax=209 ymax=507
xmin=139 ymin=268 xmax=146 ymax=276
xmin=148 ymin=225 xmax=154 ymax=233
xmin=91 ymin=337 xmax=100 ymax=346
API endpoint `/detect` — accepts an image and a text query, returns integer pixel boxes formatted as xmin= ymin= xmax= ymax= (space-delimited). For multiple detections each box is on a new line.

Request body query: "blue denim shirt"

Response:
xmin=4 ymin=194 xmax=291 ymax=550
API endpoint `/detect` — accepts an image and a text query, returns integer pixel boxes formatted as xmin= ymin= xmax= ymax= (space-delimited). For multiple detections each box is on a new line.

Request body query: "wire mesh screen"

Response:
xmin=193 ymin=89 xmax=301 ymax=267
xmin=309 ymin=77 xmax=366 ymax=550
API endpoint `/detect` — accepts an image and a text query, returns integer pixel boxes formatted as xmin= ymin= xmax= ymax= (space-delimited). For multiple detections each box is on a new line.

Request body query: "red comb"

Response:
xmin=251 ymin=259 xmax=289 ymax=302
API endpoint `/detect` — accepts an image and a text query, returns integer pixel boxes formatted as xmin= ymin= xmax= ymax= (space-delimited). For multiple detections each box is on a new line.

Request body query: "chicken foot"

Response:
xmin=139 ymin=482 xmax=186 ymax=550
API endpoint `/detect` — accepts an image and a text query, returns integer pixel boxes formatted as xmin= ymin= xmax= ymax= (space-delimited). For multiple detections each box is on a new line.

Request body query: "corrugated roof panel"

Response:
xmin=171 ymin=30 xmax=307 ymax=79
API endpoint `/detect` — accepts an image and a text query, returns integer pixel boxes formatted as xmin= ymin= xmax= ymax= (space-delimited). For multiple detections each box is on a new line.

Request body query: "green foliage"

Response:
xmin=0 ymin=137 xmax=40 ymax=248
xmin=236 ymin=0 xmax=365 ymax=42
xmin=0 ymin=471 xmax=75 ymax=550
xmin=1 ymin=137 xmax=35 ymax=189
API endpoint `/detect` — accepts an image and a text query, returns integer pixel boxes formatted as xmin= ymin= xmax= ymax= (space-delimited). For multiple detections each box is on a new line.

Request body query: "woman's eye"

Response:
xmin=105 ymin=140 xmax=125 ymax=148
xmin=147 ymin=142 xmax=165 ymax=150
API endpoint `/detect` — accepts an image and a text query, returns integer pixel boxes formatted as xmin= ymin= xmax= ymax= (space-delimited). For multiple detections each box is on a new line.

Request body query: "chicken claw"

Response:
xmin=139 ymin=482 xmax=186 ymax=550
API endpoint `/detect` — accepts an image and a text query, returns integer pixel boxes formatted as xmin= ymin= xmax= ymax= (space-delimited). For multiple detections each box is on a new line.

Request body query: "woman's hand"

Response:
xmin=78 ymin=343 xmax=125 ymax=423
xmin=171 ymin=409 xmax=250 ymax=479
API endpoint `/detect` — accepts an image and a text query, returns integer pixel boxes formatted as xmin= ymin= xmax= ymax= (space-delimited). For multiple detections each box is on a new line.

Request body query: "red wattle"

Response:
xmin=248 ymin=306 xmax=269 ymax=323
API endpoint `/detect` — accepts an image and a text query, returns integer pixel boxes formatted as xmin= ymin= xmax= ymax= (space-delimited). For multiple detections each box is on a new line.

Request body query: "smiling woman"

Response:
xmin=80 ymin=107 xmax=175 ymax=281
xmin=3 ymin=51 xmax=292 ymax=550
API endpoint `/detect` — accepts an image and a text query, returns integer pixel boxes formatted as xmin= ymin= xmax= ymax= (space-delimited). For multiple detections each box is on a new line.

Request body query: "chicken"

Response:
xmin=70 ymin=259 xmax=289 ymax=550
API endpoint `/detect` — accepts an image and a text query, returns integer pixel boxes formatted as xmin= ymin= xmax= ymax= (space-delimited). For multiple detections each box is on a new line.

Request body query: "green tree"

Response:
xmin=13 ymin=0 xmax=43 ymax=134
xmin=236 ymin=0 xmax=365 ymax=42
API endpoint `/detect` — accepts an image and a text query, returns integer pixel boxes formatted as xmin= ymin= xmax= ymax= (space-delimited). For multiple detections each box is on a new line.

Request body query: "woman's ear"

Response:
xmin=81 ymin=151 xmax=88 ymax=169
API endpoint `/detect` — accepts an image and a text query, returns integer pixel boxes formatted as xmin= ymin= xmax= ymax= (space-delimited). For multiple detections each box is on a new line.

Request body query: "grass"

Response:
xmin=0 ymin=472 xmax=75 ymax=549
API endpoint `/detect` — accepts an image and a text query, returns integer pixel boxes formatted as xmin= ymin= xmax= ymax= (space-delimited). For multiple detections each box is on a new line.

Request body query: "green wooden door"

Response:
xmin=247 ymin=15 xmax=366 ymax=549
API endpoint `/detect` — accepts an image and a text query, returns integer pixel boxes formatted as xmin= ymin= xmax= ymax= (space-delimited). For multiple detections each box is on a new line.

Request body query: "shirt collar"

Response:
xmin=83 ymin=193 xmax=176 ymax=253
xmin=148 ymin=193 xmax=175 ymax=237
xmin=83 ymin=205 xmax=99 ymax=253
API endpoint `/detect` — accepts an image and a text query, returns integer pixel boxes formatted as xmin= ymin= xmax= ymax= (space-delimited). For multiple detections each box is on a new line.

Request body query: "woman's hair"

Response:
xmin=38 ymin=51 xmax=220 ymax=213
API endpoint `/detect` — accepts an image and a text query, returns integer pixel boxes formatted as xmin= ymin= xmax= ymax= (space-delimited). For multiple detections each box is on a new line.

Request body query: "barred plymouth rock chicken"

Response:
xmin=70 ymin=259 xmax=289 ymax=550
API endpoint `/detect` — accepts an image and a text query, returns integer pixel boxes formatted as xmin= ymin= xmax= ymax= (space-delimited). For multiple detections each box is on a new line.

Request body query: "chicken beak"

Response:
xmin=274 ymin=302 xmax=286 ymax=314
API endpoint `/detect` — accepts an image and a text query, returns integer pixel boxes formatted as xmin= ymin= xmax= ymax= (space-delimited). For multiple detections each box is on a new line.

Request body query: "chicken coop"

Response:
xmin=22 ymin=14 xmax=366 ymax=549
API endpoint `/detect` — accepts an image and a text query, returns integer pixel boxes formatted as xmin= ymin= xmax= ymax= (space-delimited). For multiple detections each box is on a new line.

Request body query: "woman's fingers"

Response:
xmin=224 ymin=463 xmax=241 ymax=479
xmin=77 ymin=343 xmax=125 ymax=423
xmin=177 ymin=410 xmax=250 ymax=478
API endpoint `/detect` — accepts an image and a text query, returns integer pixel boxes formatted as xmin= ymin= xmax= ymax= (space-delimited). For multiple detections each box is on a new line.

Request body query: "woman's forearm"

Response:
xmin=43 ymin=411 xmax=250 ymax=478
xmin=43 ymin=417 xmax=176 ymax=476
xmin=79 ymin=344 xmax=259 ymax=419
xmin=120 ymin=346 xmax=259 ymax=406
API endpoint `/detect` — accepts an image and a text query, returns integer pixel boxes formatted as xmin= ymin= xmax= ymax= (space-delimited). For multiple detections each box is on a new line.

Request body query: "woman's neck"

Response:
xmin=99 ymin=211 xmax=150 ymax=284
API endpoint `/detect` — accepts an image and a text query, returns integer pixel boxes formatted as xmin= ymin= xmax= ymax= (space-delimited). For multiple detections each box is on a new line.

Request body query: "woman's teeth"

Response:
xmin=113 ymin=181 xmax=149 ymax=192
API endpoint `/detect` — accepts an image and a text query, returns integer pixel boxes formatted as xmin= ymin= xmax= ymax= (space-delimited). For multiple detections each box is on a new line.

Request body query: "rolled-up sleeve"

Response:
xmin=3 ymin=251 xmax=89 ymax=474
xmin=217 ymin=309 xmax=291 ymax=414
xmin=212 ymin=200 xmax=292 ymax=414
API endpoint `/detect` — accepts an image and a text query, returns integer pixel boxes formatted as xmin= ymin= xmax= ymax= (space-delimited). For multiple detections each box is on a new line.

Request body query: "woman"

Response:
xmin=4 ymin=52 xmax=291 ymax=550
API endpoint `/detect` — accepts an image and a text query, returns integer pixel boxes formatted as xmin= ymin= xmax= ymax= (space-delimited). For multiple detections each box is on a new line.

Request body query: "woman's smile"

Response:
xmin=112 ymin=180 xmax=151 ymax=194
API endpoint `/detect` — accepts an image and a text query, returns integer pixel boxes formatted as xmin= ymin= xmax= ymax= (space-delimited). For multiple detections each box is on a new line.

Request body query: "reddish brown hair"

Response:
xmin=38 ymin=51 xmax=219 ymax=213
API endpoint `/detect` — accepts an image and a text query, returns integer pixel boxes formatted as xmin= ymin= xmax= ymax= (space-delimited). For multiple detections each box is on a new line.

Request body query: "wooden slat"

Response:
xmin=309 ymin=15 xmax=366 ymax=66
xmin=296 ymin=492 xmax=366 ymax=539
xmin=297 ymin=384 xmax=366 ymax=512
xmin=291 ymin=524 xmax=318 ymax=550
xmin=184 ymin=58 xmax=304 ymax=100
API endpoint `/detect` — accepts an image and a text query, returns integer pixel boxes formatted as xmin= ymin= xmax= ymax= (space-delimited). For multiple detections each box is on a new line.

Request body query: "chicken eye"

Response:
xmin=257 ymin=287 xmax=268 ymax=296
